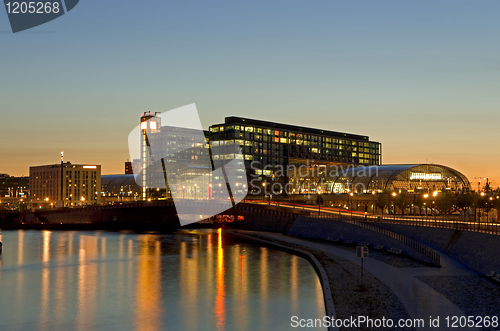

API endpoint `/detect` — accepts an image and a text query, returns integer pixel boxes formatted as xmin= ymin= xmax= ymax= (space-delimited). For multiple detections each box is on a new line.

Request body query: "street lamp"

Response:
xmin=349 ymin=192 xmax=354 ymax=219
xmin=262 ymin=182 xmax=268 ymax=204
xmin=242 ymin=184 xmax=246 ymax=203
xmin=372 ymin=191 xmax=376 ymax=215
xmin=317 ymin=189 xmax=321 ymax=215
xmin=391 ymin=192 xmax=397 ymax=218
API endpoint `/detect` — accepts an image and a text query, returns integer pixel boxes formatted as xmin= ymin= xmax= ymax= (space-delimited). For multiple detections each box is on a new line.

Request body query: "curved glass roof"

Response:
xmin=288 ymin=164 xmax=471 ymax=193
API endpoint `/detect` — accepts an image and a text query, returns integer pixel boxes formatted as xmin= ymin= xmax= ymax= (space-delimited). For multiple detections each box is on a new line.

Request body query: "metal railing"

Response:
xmin=244 ymin=200 xmax=441 ymax=266
xmin=363 ymin=214 xmax=500 ymax=236
xmin=248 ymin=199 xmax=500 ymax=236
xmin=313 ymin=212 xmax=441 ymax=266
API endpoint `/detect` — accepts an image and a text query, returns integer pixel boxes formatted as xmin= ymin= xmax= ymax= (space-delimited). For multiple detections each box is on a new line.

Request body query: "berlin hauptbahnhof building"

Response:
xmin=109 ymin=113 xmax=470 ymax=201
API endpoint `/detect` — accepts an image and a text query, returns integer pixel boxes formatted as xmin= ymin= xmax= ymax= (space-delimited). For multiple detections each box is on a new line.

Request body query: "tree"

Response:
xmin=376 ymin=194 xmax=389 ymax=214
xmin=413 ymin=194 xmax=424 ymax=215
xmin=435 ymin=192 xmax=455 ymax=219
xmin=395 ymin=193 xmax=411 ymax=215
xmin=493 ymin=197 xmax=500 ymax=223
xmin=455 ymin=191 xmax=477 ymax=214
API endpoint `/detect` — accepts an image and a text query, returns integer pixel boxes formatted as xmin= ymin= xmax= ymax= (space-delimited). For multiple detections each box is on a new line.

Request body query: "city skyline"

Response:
xmin=1 ymin=111 xmax=498 ymax=190
xmin=1 ymin=0 xmax=499 ymax=187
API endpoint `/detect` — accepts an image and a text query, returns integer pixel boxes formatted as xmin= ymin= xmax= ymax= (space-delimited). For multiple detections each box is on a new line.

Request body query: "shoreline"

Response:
xmin=224 ymin=229 xmax=338 ymax=331
xmin=225 ymin=229 xmax=415 ymax=331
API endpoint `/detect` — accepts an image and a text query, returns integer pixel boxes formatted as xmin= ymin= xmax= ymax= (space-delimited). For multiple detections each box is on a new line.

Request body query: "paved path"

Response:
xmin=243 ymin=231 xmax=479 ymax=331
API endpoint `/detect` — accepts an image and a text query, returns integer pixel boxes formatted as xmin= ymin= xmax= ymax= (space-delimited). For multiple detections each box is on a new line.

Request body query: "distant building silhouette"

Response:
xmin=125 ymin=161 xmax=133 ymax=174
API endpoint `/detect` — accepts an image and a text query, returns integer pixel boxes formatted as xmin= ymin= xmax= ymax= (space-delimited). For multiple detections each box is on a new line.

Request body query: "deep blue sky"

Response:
xmin=1 ymin=0 xmax=499 ymax=186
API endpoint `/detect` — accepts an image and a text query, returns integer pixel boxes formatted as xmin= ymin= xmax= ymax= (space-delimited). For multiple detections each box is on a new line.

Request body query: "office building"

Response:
xmin=29 ymin=162 xmax=101 ymax=209
xmin=0 ymin=174 xmax=29 ymax=198
xmin=137 ymin=112 xmax=213 ymax=200
xmin=208 ymin=116 xmax=381 ymax=194
xmin=125 ymin=161 xmax=133 ymax=175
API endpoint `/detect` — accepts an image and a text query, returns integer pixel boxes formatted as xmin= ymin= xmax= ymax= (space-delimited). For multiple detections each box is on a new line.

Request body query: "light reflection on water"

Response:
xmin=0 ymin=229 xmax=325 ymax=330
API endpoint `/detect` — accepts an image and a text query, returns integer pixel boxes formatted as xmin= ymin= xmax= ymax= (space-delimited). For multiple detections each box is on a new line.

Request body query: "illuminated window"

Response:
xmin=150 ymin=121 xmax=157 ymax=130
xmin=280 ymin=138 xmax=288 ymax=143
xmin=141 ymin=122 xmax=147 ymax=130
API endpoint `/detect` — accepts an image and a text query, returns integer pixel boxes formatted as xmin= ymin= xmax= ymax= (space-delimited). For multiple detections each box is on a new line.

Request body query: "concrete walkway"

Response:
xmin=244 ymin=231 xmax=479 ymax=331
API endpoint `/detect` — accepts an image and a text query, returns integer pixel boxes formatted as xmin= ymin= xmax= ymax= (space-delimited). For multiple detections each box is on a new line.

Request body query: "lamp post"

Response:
xmin=392 ymin=192 xmax=397 ymax=219
xmin=372 ymin=191 xmax=376 ymax=215
xmin=350 ymin=192 xmax=354 ymax=220
xmin=423 ymin=193 xmax=429 ymax=220
xmin=194 ymin=183 xmax=197 ymax=200
xmin=318 ymin=189 xmax=321 ymax=215
xmin=488 ymin=196 xmax=493 ymax=223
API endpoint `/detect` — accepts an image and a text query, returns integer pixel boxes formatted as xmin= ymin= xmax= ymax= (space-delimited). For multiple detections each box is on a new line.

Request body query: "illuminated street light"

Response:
xmin=372 ymin=191 xmax=376 ymax=215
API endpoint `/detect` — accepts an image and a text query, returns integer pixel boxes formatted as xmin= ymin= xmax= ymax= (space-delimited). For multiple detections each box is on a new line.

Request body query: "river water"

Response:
xmin=0 ymin=229 xmax=325 ymax=330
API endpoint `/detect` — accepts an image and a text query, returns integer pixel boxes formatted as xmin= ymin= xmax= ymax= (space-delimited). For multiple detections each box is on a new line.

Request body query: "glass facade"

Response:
xmin=209 ymin=117 xmax=381 ymax=195
xmin=287 ymin=164 xmax=471 ymax=194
